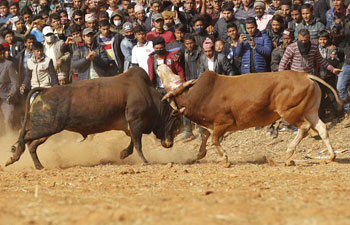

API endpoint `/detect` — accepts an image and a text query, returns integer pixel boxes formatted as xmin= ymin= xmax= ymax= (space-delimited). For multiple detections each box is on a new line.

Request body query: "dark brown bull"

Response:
xmin=157 ymin=64 xmax=342 ymax=165
xmin=5 ymin=67 xmax=182 ymax=169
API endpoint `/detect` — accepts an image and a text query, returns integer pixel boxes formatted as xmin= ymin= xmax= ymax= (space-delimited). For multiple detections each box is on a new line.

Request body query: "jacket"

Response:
xmin=120 ymin=36 xmax=137 ymax=72
xmin=26 ymin=55 xmax=58 ymax=88
xmin=71 ymin=43 xmax=109 ymax=81
xmin=294 ymin=17 xmax=326 ymax=41
xmin=270 ymin=45 xmax=286 ymax=72
xmin=184 ymin=46 xmax=201 ymax=80
xmin=147 ymin=51 xmax=185 ymax=86
xmin=236 ymin=30 xmax=272 ymax=74
xmin=198 ymin=52 xmax=234 ymax=75
xmin=110 ymin=10 xmax=125 ymax=34
xmin=0 ymin=59 xmax=19 ymax=101
xmin=44 ymin=38 xmax=71 ymax=77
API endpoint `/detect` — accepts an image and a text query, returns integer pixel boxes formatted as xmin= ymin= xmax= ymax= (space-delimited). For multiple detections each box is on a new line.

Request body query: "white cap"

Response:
xmin=43 ymin=26 xmax=54 ymax=36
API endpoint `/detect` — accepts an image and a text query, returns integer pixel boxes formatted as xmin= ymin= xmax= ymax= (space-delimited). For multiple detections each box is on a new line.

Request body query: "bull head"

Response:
xmin=157 ymin=64 xmax=183 ymax=93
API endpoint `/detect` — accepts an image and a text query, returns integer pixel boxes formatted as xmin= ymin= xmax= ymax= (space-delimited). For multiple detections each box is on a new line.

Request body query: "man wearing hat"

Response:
xmin=146 ymin=13 xmax=174 ymax=46
xmin=198 ymin=37 xmax=234 ymax=75
xmin=271 ymin=28 xmax=294 ymax=72
xmin=85 ymin=13 xmax=98 ymax=33
xmin=254 ymin=0 xmax=273 ymax=31
xmin=71 ymin=28 xmax=109 ymax=81
xmin=162 ymin=10 xmax=177 ymax=32
xmin=42 ymin=26 xmax=70 ymax=84
xmin=134 ymin=4 xmax=146 ymax=27
xmin=120 ymin=22 xmax=137 ymax=72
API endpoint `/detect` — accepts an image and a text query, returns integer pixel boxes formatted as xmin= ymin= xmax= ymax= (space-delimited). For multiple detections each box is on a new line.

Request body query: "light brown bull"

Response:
xmin=157 ymin=64 xmax=342 ymax=165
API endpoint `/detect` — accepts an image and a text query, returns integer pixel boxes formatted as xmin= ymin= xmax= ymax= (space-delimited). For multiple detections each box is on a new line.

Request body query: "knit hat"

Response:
xmin=254 ymin=0 xmax=265 ymax=9
xmin=203 ymin=37 xmax=214 ymax=49
xmin=134 ymin=4 xmax=144 ymax=13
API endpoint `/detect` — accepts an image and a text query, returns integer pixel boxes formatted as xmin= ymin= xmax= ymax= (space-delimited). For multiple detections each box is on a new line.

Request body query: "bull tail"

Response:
xmin=19 ymin=88 xmax=46 ymax=147
xmin=307 ymin=74 xmax=343 ymax=110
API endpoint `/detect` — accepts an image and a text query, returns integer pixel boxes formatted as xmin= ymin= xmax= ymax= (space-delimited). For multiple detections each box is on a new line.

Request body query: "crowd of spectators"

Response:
xmin=0 ymin=0 xmax=350 ymax=137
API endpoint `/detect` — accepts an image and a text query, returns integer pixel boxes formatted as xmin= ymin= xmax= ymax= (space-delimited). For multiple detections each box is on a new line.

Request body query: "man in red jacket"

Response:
xmin=147 ymin=36 xmax=184 ymax=95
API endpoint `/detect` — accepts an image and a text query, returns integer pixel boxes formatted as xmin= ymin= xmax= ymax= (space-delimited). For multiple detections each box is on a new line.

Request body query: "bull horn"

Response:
xmin=169 ymin=99 xmax=179 ymax=110
xmin=179 ymin=107 xmax=186 ymax=113
xmin=171 ymin=107 xmax=186 ymax=116
xmin=162 ymin=91 xmax=174 ymax=101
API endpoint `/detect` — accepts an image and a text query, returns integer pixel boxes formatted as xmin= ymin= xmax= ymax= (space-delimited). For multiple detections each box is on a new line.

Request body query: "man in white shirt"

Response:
xmin=131 ymin=25 xmax=153 ymax=73
xmin=254 ymin=0 xmax=273 ymax=31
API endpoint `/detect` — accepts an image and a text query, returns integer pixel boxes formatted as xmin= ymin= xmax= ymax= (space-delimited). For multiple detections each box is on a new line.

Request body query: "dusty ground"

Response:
xmin=1 ymin=120 xmax=350 ymax=225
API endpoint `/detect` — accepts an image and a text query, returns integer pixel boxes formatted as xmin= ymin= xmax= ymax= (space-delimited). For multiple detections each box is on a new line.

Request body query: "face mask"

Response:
xmin=297 ymin=40 xmax=311 ymax=56
xmin=114 ymin=20 xmax=122 ymax=26
xmin=44 ymin=35 xmax=54 ymax=43
xmin=126 ymin=34 xmax=134 ymax=39
xmin=195 ymin=28 xmax=203 ymax=34
xmin=154 ymin=49 xmax=164 ymax=55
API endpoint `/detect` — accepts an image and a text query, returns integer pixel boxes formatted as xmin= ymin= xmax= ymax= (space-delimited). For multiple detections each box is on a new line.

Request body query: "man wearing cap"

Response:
xmin=85 ymin=13 xmax=98 ymax=33
xmin=0 ymin=44 xmax=19 ymax=133
xmin=198 ymin=37 xmax=234 ymax=75
xmin=254 ymin=0 xmax=273 ymax=31
xmin=146 ymin=13 xmax=174 ymax=46
xmin=42 ymin=26 xmax=71 ymax=84
xmin=121 ymin=22 xmax=137 ymax=72
xmin=271 ymin=28 xmax=294 ymax=72
xmin=71 ymin=28 xmax=109 ymax=81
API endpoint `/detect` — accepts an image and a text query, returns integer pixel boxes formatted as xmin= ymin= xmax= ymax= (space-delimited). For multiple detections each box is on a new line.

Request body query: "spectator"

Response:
xmin=214 ymin=1 xmax=243 ymax=42
xmin=266 ymin=14 xmax=285 ymax=48
xmin=0 ymin=44 xmax=19 ymax=132
xmin=198 ymin=37 xmax=234 ymax=75
xmin=71 ymin=28 xmax=109 ymax=81
xmin=13 ymin=17 xmax=27 ymax=40
xmin=131 ymin=25 xmax=153 ymax=73
xmin=0 ymin=1 xmax=11 ymax=24
xmin=85 ymin=13 xmax=98 ymax=33
xmin=271 ymin=28 xmax=294 ymax=71
xmin=147 ymin=36 xmax=184 ymax=94
xmin=49 ymin=13 xmax=68 ymax=41
xmin=110 ymin=10 xmax=125 ymax=34
xmin=255 ymin=0 xmax=273 ymax=31
xmin=314 ymin=0 xmax=330 ymax=25
xmin=42 ymin=26 xmax=71 ymax=82
xmin=146 ymin=13 xmax=174 ymax=46
xmin=267 ymin=0 xmax=281 ymax=15
xmin=96 ymin=20 xmax=124 ymax=75
xmin=233 ymin=0 xmax=242 ymax=13
xmin=2 ymin=29 xmax=24 ymax=58
xmin=120 ymin=22 xmax=137 ymax=72
xmin=107 ymin=0 xmax=119 ymax=18
xmin=326 ymin=0 xmax=346 ymax=30
xmin=9 ymin=2 xmax=19 ymax=17
xmin=127 ymin=3 xmax=136 ymax=23
xmin=23 ymin=41 xmax=58 ymax=90
xmin=236 ymin=17 xmax=272 ymax=74
xmin=145 ymin=0 xmax=162 ymax=32
xmin=191 ymin=15 xmax=208 ymax=47
xmin=288 ymin=4 xmax=302 ymax=30
xmin=134 ymin=4 xmax=146 ymax=27
xmin=16 ymin=34 xmax=35 ymax=91
xmin=72 ymin=10 xmax=84 ymax=27
xmin=26 ymin=15 xmax=45 ymax=42
xmin=279 ymin=29 xmax=340 ymax=75
xmin=166 ymin=23 xmax=186 ymax=55
xmin=162 ymin=10 xmax=177 ymax=32
xmin=235 ymin=0 xmax=256 ymax=22
xmin=223 ymin=22 xmax=241 ymax=75
xmin=178 ymin=0 xmax=196 ymax=32
xmin=215 ymin=40 xmax=224 ymax=53
xmin=294 ymin=4 xmax=325 ymax=41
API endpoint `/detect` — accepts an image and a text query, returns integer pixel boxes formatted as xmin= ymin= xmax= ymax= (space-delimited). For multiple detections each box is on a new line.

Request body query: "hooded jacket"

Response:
xmin=110 ymin=10 xmax=125 ymax=34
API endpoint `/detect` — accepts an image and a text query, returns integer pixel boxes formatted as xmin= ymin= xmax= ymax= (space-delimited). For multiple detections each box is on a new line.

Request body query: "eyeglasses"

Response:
xmin=74 ymin=17 xmax=83 ymax=21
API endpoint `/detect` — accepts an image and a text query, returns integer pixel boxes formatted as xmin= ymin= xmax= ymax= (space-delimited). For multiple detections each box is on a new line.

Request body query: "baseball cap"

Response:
xmin=123 ymin=22 xmax=133 ymax=31
xmin=82 ymin=28 xmax=94 ymax=36
xmin=152 ymin=13 xmax=163 ymax=21
xmin=42 ymin=26 xmax=54 ymax=36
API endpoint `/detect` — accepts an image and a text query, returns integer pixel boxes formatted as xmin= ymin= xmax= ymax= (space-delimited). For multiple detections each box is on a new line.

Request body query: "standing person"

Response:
xmin=166 ymin=23 xmax=186 ymax=55
xmin=266 ymin=15 xmax=285 ymax=48
xmin=146 ymin=13 xmax=174 ymax=46
xmin=223 ymin=22 xmax=241 ymax=75
xmin=1 ymin=29 xmax=24 ymax=58
xmin=42 ymin=26 xmax=71 ymax=85
xmin=16 ymin=34 xmax=35 ymax=91
xmin=279 ymin=29 xmax=341 ymax=75
xmin=120 ymin=22 xmax=137 ymax=72
xmin=235 ymin=0 xmax=256 ymax=22
xmin=271 ymin=28 xmax=294 ymax=72
xmin=0 ymin=1 xmax=12 ymax=24
xmin=0 ymin=45 xmax=19 ymax=133
xmin=288 ymin=4 xmax=302 ymax=30
xmin=294 ymin=4 xmax=325 ymax=41
xmin=71 ymin=28 xmax=109 ymax=81
xmin=198 ymin=37 xmax=234 ymax=75
xmin=22 ymin=42 xmax=58 ymax=90
xmin=326 ymin=0 xmax=346 ymax=30
xmin=236 ymin=17 xmax=272 ymax=74
xmin=255 ymin=0 xmax=273 ymax=31
xmin=131 ymin=25 xmax=154 ymax=73
xmin=147 ymin=36 xmax=184 ymax=94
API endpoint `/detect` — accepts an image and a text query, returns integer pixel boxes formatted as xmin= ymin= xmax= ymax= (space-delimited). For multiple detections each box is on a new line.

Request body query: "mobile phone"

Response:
xmin=245 ymin=34 xmax=252 ymax=41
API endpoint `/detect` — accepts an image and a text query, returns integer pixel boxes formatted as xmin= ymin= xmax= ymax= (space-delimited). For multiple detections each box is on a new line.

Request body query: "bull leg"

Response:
xmin=197 ymin=128 xmax=210 ymax=160
xmin=120 ymin=139 xmax=134 ymax=160
xmin=212 ymin=124 xmax=231 ymax=163
xmin=129 ymin=124 xmax=148 ymax=163
xmin=306 ymin=113 xmax=335 ymax=161
xmin=285 ymin=120 xmax=311 ymax=166
xmin=28 ymin=136 xmax=50 ymax=170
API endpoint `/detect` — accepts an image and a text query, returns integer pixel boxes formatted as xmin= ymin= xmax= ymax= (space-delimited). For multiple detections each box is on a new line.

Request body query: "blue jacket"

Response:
xmin=235 ymin=30 xmax=272 ymax=74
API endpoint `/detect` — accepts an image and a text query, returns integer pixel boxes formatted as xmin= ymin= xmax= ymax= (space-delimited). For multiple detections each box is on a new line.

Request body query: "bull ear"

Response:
xmin=171 ymin=107 xmax=186 ymax=116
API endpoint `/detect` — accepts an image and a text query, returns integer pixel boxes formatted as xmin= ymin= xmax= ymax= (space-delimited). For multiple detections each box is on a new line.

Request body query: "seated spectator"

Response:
xmin=236 ymin=17 xmax=272 ymax=74
xmin=71 ymin=28 xmax=109 ymax=81
xmin=146 ymin=13 xmax=174 ymax=46
xmin=147 ymin=36 xmax=184 ymax=94
xmin=198 ymin=37 xmax=234 ymax=75
xmin=131 ymin=25 xmax=154 ymax=73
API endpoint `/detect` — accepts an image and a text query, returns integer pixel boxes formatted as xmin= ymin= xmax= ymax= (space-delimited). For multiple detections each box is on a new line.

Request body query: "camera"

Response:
xmin=245 ymin=34 xmax=252 ymax=41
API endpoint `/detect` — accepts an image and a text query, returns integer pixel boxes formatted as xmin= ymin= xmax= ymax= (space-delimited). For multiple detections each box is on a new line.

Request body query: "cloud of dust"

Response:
xmin=0 ymin=129 xmax=200 ymax=171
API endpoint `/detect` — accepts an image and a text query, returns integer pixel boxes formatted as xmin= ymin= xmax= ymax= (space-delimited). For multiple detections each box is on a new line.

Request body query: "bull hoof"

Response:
xmin=196 ymin=151 xmax=207 ymax=160
xmin=35 ymin=164 xmax=44 ymax=170
xmin=285 ymin=160 xmax=296 ymax=166
xmin=120 ymin=149 xmax=132 ymax=159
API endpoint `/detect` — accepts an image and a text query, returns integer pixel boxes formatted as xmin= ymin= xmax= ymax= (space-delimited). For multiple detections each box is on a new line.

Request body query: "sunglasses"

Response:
xmin=74 ymin=17 xmax=83 ymax=21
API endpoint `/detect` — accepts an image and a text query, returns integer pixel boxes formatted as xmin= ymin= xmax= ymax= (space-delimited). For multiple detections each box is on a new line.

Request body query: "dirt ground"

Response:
xmin=1 ymin=119 xmax=350 ymax=225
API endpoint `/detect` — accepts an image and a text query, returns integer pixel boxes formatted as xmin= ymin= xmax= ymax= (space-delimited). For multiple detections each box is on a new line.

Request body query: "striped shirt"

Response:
xmin=279 ymin=42 xmax=334 ymax=74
